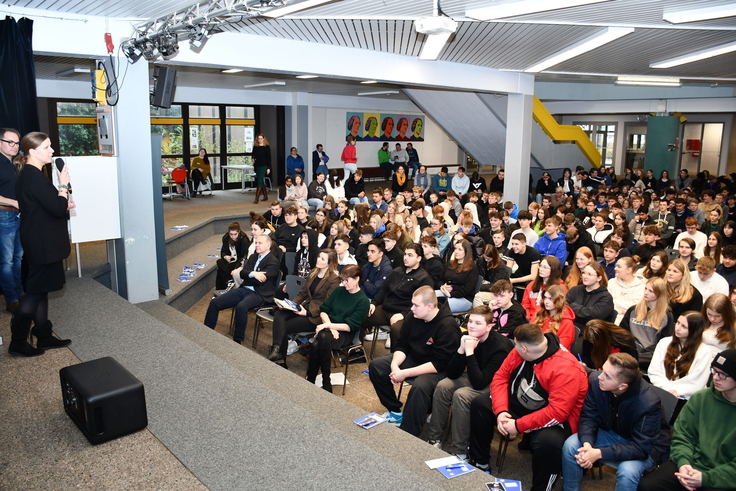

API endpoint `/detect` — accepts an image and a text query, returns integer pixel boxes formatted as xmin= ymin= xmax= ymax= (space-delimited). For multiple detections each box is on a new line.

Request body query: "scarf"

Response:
xmin=396 ymin=173 xmax=406 ymax=186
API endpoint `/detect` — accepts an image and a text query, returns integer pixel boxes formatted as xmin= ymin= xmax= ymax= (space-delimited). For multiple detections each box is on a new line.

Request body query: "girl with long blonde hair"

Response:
xmin=564 ymin=246 xmax=594 ymax=290
xmin=666 ymin=258 xmax=703 ymax=320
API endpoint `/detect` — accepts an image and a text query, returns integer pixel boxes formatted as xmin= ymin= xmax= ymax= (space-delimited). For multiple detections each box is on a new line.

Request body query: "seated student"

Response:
xmin=492 ymin=227 xmax=510 ymax=259
xmin=620 ymin=277 xmax=675 ymax=370
xmin=716 ymin=244 xmax=736 ymax=290
xmin=263 ymin=201 xmax=286 ymax=229
xmin=361 ymin=239 xmax=393 ymax=300
xmin=216 ymin=222 xmax=251 ymax=290
xmin=488 ymin=279 xmax=528 ymax=338
xmin=648 ymin=311 xmax=711 ymax=401
xmin=306 ymin=264 xmax=369 ymax=393
xmin=345 ymin=169 xmax=368 ymax=205
xmin=333 ymin=234 xmax=357 ymax=271
xmin=534 ymin=284 xmax=576 ymax=350
xmin=586 ymin=212 xmax=614 ymax=254
xmin=702 ymin=208 xmax=722 ymax=236
xmin=435 ymin=239 xmax=480 ymax=313
xmin=702 ymin=293 xmax=736 ymax=359
xmin=293 ymin=229 xmax=320 ymax=277
xmin=354 ymin=225 xmax=374 ymax=268
xmin=632 ymin=225 xmax=664 ymax=266
xmin=629 ymin=208 xmax=656 ymax=248
xmin=267 ymin=249 xmax=340 ymax=365
xmin=673 ymin=217 xmax=707 ymax=257
xmin=522 ymin=256 xmax=565 ymax=322
xmin=582 ymin=319 xmax=638 ymax=370
xmin=419 ymin=236 xmax=444 ymax=289
xmin=676 ymin=237 xmax=698 ymax=271
xmin=562 ymin=353 xmax=671 ymax=491
xmin=507 ymin=233 xmax=542 ymax=295
xmin=609 ymin=256 xmax=646 ymax=324
xmin=564 ymin=246 xmax=595 ymax=289
xmin=369 ymin=187 xmax=388 ymax=212
xmin=472 ymin=243 xmax=511 ymax=307
xmin=599 ymin=240 xmax=621 ymax=279
xmin=638 ymin=348 xmax=736 ymax=491
xmin=368 ymin=286 xmax=460 ymax=434
xmin=426 ymin=306 xmax=513 ymax=458
xmin=381 ymin=229 xmax=405 ymax=270
xmin=429 ymin=216 xmax=451 ymax=256
xmin=691 ymin=256 xmax=729 ymax=302
xmin=566 ymin=262 xmax=615 ymax=350
xmin=534 ymin=216 xmax=568 ymax=265
xmin=467 ymin=323 xmax=589 ymax=489
xmin=275 ymin=206 xmax=306 ymax=256
xmin=508 ymin=210 xmax=538 ymax=248
xmin=363 ymin=244 xmax=434 ymax=351
xmin=204 ymin=235 xmax=280 ymax=345
xmin=667 ymin=259 xmax=704 ymax=321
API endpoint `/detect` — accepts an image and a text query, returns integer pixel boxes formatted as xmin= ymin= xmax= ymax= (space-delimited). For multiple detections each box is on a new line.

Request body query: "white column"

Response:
xmin=111 ymin=58 xmax=159 ymax=303
xmin=503 ymin=94 xmax=533 ymax=207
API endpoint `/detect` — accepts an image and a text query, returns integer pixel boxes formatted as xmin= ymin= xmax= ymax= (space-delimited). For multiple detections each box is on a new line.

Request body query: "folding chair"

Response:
xmin=332 ymin=331 xmax=368 ymax=396
xmin=253 ymin=273 xmax=300 ymax=349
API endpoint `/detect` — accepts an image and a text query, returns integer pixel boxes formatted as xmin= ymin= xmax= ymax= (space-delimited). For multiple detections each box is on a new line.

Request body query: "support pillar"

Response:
xmin=504 ymin=94 xmax=533 ymax=207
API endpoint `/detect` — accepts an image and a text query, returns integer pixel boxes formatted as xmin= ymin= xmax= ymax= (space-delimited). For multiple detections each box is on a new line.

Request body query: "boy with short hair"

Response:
xmin=382 ymin=229 xmax=405 ymax=270
xmin=507 ymin=234 xmax=541 ymax=289
xmin=371 ymin=187 xmax=388 ymax=212
xmin=691 ymin=256 xmax=729 ymax=302
xmin=355 ymin=225 xmax=375 ymax=267
xmin=600 ymin=241 xmax=621 ymax=279
xmin=488 ymin=280 xmax=527 ymax=338
xmin=508 ymin=210 xmax=538 ymax=248
xmin=534 ymin=216 xmax=568 ymax=265
xmin=632 ymin=225 xmax=663 ymax=265
xmin=716 ymin=245 xmax=736 ymax=290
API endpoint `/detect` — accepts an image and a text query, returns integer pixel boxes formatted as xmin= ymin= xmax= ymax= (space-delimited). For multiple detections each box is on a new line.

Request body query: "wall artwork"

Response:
xmin=346 ymin=112 xmax=424 ymax=142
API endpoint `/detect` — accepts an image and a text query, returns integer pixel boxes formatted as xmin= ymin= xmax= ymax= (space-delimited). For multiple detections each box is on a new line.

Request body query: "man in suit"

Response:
xmin=204 ymin=234 xmax=280 ymax=344
xmin=312 ymin=144 xmax=328 ymax=178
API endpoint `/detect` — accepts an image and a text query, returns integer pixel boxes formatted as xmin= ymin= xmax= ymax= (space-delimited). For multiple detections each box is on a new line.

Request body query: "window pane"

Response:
xmin=226 ymin=106 xmax=255 ymax=119
xmin=151 ymin=124 xmax=183 ymax=157
xmin=225 ymin=156 xmax=253 ymax=186
xmin=190 ymin=124 xmax=220 ymax=155
xmin=189 ymin=105 xmax=219 ymax=118
xmin=226 ymin=125 xmax=254 ymax=155
xmin=57 ymin=102 xmax=96 ymax=117
xmin=150 ymin=105 xmax=182 ymax=117
xmin=58 ymin=124 xmax=100 ymax=156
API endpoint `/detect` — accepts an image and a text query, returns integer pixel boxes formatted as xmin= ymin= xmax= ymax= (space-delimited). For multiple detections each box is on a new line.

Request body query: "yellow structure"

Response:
xmin=533 ymin=95 xmax=602 ymax=167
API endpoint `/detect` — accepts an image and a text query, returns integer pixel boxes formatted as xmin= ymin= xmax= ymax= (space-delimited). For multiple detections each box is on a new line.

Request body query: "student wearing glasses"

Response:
xmin=0 ymin=128 xmax=23 ymax=313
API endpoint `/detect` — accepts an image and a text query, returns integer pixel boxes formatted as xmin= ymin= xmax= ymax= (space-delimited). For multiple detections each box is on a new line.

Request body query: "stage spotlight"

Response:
xmin=159 ymin=33 xmax=180 ymax=60
xmin=142 ymin=41 xmax=160 ymax=61
xmin=189 ymin=25 xmax=210 ymax=52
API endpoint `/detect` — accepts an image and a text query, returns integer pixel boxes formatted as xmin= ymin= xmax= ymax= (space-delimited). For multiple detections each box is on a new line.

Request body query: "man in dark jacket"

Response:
xmin=368 ymin=286 xmax=460 ymax=436
xmin=204 ymin=235 xmax=280 ymax=344
xmin=361 ymin=239 xmax=393 ymax=300
xmin=561 ymin=353 xmax=670 ymax=491
xmin=363 ymin=244 xmax=434 ymax=351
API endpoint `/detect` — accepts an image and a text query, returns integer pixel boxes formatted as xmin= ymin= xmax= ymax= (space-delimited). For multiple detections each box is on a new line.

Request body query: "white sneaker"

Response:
xmin=384 ymin=337 xmax=391 ymax=349
xmin=365 ymin=331 xmax=388 ymax=342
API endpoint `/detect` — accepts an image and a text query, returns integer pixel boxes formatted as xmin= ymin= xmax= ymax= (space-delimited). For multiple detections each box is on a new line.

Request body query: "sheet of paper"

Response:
xmin=425 ymin=456 xmax=461 ymax=469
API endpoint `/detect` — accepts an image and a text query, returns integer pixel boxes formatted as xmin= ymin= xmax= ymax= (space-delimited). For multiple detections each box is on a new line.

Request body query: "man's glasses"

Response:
xmin=0 ymin=139 xmax=19 ymax=147
xmin=711 ymin=368 xmax=731 ymax=380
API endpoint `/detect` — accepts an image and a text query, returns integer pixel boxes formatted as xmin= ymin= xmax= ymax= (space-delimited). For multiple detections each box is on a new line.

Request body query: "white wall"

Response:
xmin=311 ymin=107 xmax=458 ymax=171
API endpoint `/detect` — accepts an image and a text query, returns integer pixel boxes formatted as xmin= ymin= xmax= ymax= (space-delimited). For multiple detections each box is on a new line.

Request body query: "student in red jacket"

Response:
xmin=467 ymin=324 xmax=588 ymax=491
xmin=534 ymin=284 xmax=576 ymax=350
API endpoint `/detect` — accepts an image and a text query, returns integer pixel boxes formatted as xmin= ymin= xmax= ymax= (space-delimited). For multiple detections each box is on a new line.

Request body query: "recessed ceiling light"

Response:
xmin=663 ymin=3 xmax=736 ymax=24
xmin=419 ymin=32 xmax=453 ymax=61
xmin=650 ymin=41 xmax=736 ymax=69
xmin=222 ymin=69 xmax=243 ymax=73
xmin=616 ymin=76 xmax=681 ymax=87
xmin=243 ymin=81 xmax=286 ymax=88
xmin=357 ymin=90 xmax=400 ymax=96
xmin=296 ymin=75 xmax=319 ymax=79
xmin=361 ymin=80 xmax=378 ymax=84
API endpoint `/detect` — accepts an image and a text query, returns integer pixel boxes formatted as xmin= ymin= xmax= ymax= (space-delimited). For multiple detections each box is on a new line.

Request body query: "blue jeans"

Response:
xmin=0 ymin=210 xmax=23 ymax=303
xmin=349 ymin=197 xmax=369 ymax=206
xmin=343 ymin=163 xmax=357 ymax=176
xmin=307 ymin=198 xmax=324 ymax=210
xmin=562 ymin=430 xmax=657 ymax=491
xmin=204 ymin=287 xmax=264 ymax=343
xmin=407 ymin=161 xmax=420 ymax=179
xmin=435 ymin=290 xmax=472 ymax=313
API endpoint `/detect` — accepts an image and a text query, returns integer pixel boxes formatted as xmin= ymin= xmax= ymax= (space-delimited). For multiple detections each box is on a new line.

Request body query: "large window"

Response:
xmin=56 ymin=102 xmax=99 ymax=156
xmin=577 ymin=123 xmax=616 ymax=168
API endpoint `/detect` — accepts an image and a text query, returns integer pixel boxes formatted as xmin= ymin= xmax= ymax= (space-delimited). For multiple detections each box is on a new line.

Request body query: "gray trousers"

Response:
xmin=426 ymin=373 xmax=490 ymax=454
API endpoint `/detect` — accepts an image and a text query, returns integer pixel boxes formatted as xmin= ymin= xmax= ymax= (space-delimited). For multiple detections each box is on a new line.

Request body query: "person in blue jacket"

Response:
xmin=534 ymin=216 xmax=568 ymax=266
xmin=361 ymin=239 xmax=393 ymax=300
xmin=286 ymin=147 xmax=305 ymax=179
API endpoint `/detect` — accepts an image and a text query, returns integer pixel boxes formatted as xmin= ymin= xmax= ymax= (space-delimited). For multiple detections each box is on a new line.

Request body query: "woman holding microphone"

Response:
xmin=9 ymin=132 xmax=74 ymax=357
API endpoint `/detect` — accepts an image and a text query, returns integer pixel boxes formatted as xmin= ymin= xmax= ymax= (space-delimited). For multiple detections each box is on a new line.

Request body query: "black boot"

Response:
xmin=8 ymin=314 xmax=44 ymax=357
xmin=32 ymin=321 xmax=71 ymax=350
xmin=306 ymin=353 xmax=320 ymax=384
xmin=320 ymin=347 xmax=333 ymax=393
xmin=267 ymin=345 xmax=284 ymax=362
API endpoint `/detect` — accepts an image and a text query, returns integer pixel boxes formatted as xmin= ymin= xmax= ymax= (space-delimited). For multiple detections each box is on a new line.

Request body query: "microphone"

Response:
xmin=55 ymin=158 xmax=72 ymax=194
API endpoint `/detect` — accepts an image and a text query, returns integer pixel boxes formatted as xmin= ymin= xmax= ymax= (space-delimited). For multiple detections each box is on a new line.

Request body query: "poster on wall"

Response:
xmin=380 ymin=114 xmax=395 ymax=140
xmin=409 ymin=116 xmax=424 ymax=141
xmin=363 ymin=113 xmax=380 ymax=141
xmin=346 ymin=112 xmax=363 ymax=141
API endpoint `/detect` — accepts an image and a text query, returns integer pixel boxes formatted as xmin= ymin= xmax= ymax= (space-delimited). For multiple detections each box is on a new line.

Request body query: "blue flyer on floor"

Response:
xmin=437 ymin=462 xmax=475 ymax=479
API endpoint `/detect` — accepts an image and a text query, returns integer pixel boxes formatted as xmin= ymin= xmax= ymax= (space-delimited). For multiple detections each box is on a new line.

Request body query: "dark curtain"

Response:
xmin=0 ymin=16 xmax=40 ymax=138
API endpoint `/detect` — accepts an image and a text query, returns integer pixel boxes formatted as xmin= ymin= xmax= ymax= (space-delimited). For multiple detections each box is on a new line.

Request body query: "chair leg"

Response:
xmin=228 ymin=307 xmax=236 ymax=336
xmin=496 ymin=433 xmax=511 ymax=473
xmin=369 ymin=326 xmax=380 ymax=360
xmin=252 ymin=315 xmax=261 ymax=349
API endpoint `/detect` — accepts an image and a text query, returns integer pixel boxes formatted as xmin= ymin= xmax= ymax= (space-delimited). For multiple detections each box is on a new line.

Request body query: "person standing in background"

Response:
xmin=312 ymin=144 xmax=329 ymax=178
xmin=0 ymin=128 xmax=23 ymax=313
xmin=341 ymin=136 xmax=357 ymax=176
xmin=285 ymin=147 xmax=304 ymax=180
xmin=252 ymin=133 xmax=271 ymax=204
xmin=9 ymin=132 xmax=75 ymax=357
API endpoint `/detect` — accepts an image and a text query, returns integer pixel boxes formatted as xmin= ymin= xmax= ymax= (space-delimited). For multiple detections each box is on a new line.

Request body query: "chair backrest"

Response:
xmin=665 ymin=248 xmax=678 ymax=261
xmin=285 ymin=275 xmax=305 ymax=299
xmin=171 ymin=167 xmax=187 ymax=184
xmin=650 ymin=384 xmax=680 ymax=427
xmin=284 ymin=251 xmax=297 ymax=276
xmin=474 ymin=275 xmax=484 ymax=294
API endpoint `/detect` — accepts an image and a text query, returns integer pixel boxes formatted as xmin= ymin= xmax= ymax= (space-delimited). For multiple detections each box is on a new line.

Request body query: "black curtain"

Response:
xmin=0 ymin=16 xmax=40 ymax=137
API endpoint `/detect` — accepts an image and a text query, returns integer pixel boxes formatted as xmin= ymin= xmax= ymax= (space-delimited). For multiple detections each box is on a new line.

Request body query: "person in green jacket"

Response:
xmin=638 ymin=348 xmax=736 ymax=491
xmin=378 ymin=142 xmax=392 ymax=180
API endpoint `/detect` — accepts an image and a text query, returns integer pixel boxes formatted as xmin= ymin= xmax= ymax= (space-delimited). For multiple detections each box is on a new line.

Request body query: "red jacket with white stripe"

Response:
xmin=491 ymin=334 xmax=588 ymax=434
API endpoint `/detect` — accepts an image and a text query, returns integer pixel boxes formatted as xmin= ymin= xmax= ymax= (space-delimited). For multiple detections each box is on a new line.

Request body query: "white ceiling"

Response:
xmin=16 ymin=0 xmax=736 ymax=96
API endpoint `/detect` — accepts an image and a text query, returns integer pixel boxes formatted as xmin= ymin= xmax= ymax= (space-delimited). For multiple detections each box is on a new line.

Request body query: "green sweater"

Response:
xmin=671 ymin=385 xmax=736 ymax=488
xmin=319 ymin=286 xmax=369 ymax=332
xmin=378 ymin=148 xmax=391 ymax=165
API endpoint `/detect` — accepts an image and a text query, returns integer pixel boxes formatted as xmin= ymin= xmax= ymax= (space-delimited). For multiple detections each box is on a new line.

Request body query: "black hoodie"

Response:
xmin=395 ymin=301 xmax=461 ymax=373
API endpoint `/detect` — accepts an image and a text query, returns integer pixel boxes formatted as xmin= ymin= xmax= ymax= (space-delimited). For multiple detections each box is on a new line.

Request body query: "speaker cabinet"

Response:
xmin=151 ymin=66 xmax=177 ymax=109
xmin=60 ymin=357 xmax=147 ymax=445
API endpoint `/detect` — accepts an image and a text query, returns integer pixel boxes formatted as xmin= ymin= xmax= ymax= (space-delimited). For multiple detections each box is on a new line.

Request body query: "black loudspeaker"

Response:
xmin=60 ymin=356 xmax=148 ymax=445
xmin=151 ymin=66 xmax=177 ymax=108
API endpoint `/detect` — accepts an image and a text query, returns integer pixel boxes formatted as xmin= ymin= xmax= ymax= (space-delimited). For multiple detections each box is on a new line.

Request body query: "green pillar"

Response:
xmin=644 ymin=116 xmax=680 ymax=177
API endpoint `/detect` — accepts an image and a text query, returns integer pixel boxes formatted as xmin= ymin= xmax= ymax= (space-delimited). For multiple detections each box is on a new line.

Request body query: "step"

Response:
xmin=163 ymin=233 xmax=222 ymax=312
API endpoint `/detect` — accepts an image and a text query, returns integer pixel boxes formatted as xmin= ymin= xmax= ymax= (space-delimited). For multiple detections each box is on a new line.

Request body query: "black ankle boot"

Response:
xmin=306 ymin=354 xmax=320 ymax=384
xmin=32 ymin=321 xmax=71 ymax=350
xmin=267 ymin=345 xmax=284 ymax=362
xmin=8 ymin=314 xmax=44 ymax=357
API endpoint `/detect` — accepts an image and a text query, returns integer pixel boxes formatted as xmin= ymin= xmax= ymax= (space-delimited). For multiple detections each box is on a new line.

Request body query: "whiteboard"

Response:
xmin=55 ymin=156 xmax=122 ymax=243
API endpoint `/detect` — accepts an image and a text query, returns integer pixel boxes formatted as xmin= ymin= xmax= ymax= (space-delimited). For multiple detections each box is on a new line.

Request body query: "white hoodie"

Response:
xmin=608 ymin=274 xmax=647 ymax=324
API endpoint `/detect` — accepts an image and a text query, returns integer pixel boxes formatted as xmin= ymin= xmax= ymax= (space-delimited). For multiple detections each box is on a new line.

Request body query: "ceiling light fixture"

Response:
xmin=261 ymin=0 xmax=336 ymax=18
xmin=616 ymin=76 xmax=681 ymax=87
xmin=466 ymin=0 xmax=612 ymax=21
xmin=357 ymin=90 xmax=400 ymax=96
xmin=663 ymin=3 xmax=736 ymax=24
xmin=361 ymin=80 xmax=378 ymax=84
xmin=418 ymin=32 xmax=453 ymax=60
xmin=222 ymin=68 xmax=244 ymax=74
xmin=243 ymin=81 xmax=287 ymax=88
xmin=56 ymin=67 xmax=91 ymax=77
xmin=650 ymin=41 xmax=736 ymax=68
xmin=295 ymin=74 xmax=319 ymax=79
xmin=524 ymin=27 xmax=634 ymax=73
